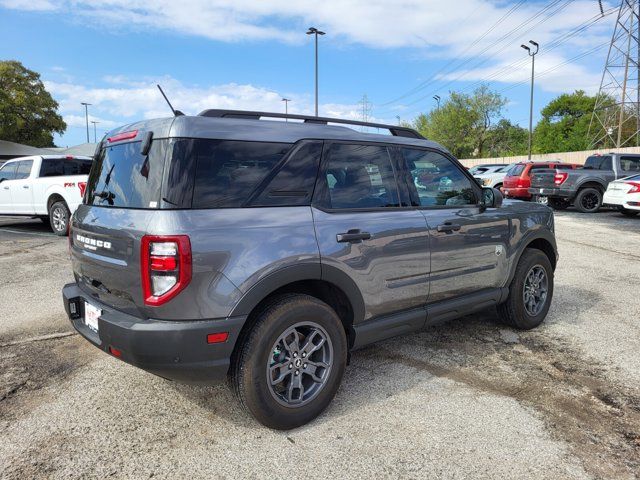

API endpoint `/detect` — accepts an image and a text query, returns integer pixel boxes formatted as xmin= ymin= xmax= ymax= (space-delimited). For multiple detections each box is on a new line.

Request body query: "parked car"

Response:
xmin=474 ymin=163 xmax=514 ymax=189
xmin=502 ymin=161 xmax=580 ymax=201
xmin=62 ymin=110 xmax=558 ymax=429
xmin=603 ymin=174 xmax=640 ymax=216
xmin=529 ymin=153 xmax=640 ymax=212
xmin=0 ymin=155 xmax=92 ymax=235
xmin=468 ymin=163 xmax=508 ymax=176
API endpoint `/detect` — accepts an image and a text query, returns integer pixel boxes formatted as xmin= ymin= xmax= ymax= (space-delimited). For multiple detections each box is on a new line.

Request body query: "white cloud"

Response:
xmin=0 ymin=0 xmax=56 ymax=11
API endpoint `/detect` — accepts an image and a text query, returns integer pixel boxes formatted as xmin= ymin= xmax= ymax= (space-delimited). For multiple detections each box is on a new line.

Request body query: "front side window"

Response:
xmin=620 ymin=156 xmax=640 ymax=173
xmin=402 ymin=148 xmax=477 ymax=207
xmin=318 ymin=143 xmax=399 ymax=209
xmin=14 ymin=160 xmax=33 ymax=180
xmin=0 ymin=162 xmax=17 ymax=181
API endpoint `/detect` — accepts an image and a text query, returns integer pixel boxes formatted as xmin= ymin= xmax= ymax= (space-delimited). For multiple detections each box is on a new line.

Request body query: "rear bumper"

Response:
xmin=502 ymin=186 xmax=531 ymax=199
xmin=528 ymin=187 xmax=574 ymax=199
xmin=62 ymin=283 xmax=246 ymax=385
xmin=603 ymin=192 xmax=640 ymax=210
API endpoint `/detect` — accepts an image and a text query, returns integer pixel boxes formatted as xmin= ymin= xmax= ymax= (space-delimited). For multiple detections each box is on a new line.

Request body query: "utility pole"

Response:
xmin=281 ymin=98 xmax=291 ymax=121
xmin=433 ymin=95 xmax=441 ymax=111
xmin=589 ymin=0 xmax=640 ymax=148
xmin=396 ymin=115 xmax=401 ymax=125
xmin=358 ymin=94 xmax=372 ymax=130
xmin=90 ymin=121 xmax=99 ymax=142
xmin=81 ymin=102 xmax=91 ymax=143
xmin=306 ymin=27 xmax=325 ymax=116
xmin=521 ymin=40 xmax=539 ymax=160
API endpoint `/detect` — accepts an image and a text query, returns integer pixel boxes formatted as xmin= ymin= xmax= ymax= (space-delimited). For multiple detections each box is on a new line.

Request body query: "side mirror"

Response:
xmin=0 ymin=178 xmax=5 ymax=183
xmin=482 ymin=187 xmax=503 ymax=208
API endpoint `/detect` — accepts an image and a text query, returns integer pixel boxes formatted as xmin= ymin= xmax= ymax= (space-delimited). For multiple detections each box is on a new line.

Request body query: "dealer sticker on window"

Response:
xmin=84 ymin=302 xmax=101 ymax=332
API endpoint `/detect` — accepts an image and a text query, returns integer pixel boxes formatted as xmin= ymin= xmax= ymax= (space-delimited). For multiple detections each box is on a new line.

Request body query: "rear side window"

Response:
xmin=85 ymin=140 xmax=167 ymax=208
xmin=0 ymin=162 xmax=17 ymax=181
xmin=40 ymin=158 xmax=92 ymax=177
xmin=14 ymin=160 xmax=33 ymax=180
xmin=249 ymin=141 xmax=322 ymax=207
xmin=507 ymin=164 xmax=525 ymax=176
xmin=584 ymin=155 xmax=612 ymax=170
xmin=189 ymin=140 xmax=292 ymax=208
xmin=317 ymin=143 xmax=399 ymax=209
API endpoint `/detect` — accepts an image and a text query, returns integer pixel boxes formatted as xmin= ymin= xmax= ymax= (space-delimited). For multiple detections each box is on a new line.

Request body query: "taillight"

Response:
xmin=554 ymin=172 xmax=568 ymax=185
xmin=78 ymin=182 xmax=87 ymax=197
xmin=107 ymin=130 xmax=138 ymax=143
xmin=625 ymin=181 xmax=640 ymax=193
xmin=141 ymin=235 xmax=192 ymax=306
xmin=516 ymin=178 xmax=529 ymax=188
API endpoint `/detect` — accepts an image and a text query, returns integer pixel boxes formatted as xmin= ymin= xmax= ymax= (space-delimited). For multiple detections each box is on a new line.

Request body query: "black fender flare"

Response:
xmin=575 ymin=178 xmax=607 ymax=193
xmin=506 ymin=229 xmax=558 ymax=287
xmin=228 ymin=263 xmax=366 ymax=325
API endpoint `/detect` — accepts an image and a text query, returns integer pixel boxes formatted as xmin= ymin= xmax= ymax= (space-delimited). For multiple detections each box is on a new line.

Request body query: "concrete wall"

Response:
xmin=458 ymin=145 xmax=640 ymax=167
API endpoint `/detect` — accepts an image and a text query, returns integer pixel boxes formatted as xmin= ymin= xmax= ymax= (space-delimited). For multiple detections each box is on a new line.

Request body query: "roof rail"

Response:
xmin=197 ymin=109 xmax=424 ymax=139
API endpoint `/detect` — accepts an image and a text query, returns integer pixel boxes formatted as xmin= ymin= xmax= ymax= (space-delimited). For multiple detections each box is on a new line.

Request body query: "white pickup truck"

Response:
xmin=0 ymin=155 xmax=93 ymax=235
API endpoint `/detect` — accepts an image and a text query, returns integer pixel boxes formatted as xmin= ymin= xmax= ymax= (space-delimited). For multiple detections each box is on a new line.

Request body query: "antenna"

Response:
xmin=156 ymin=84 xmax=184 ymax=116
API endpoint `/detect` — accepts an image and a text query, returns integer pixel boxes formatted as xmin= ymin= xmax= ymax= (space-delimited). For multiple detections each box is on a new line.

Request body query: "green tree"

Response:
xmin=486 ymin=119 xmax=528 ymax=157
xmin=412 ymin=85 xmax=508 ymax=158
xmin=0 ymin=60 xmax=66 ymax=147
xmin=533 ymin=90 xmax=597 ymax=153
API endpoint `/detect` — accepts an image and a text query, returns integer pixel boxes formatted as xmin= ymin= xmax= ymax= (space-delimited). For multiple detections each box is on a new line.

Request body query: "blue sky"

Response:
xmin=0 ymin=0 xmax=616 ymax=147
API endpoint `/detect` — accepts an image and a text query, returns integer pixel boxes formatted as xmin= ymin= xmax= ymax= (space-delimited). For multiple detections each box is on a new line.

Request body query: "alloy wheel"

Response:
xmin=523 ymin=265 xmax=548 ymax=316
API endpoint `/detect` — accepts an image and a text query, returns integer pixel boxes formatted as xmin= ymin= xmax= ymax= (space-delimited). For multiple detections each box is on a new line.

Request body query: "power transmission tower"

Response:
xmin=358 ymin=94 xmax=372 ymax=130
xmin=589 ymin=0 xmax=640 ymax=148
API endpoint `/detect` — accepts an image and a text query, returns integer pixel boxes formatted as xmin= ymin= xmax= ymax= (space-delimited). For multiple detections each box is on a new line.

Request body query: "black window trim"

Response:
xmin=311 ymin=140 xmax=407 ymax=214
xmin=396 ymin=145 xmax=484 ymax=211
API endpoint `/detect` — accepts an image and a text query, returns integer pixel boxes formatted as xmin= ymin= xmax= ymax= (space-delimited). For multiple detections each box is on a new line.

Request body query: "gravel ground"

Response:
xmin=0 ymin=211 xmax=639 ymax=479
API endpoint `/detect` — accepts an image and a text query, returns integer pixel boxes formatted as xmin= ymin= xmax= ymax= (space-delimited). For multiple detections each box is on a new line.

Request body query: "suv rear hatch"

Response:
xmin=70 ymin=131 xmax=169 ymax=318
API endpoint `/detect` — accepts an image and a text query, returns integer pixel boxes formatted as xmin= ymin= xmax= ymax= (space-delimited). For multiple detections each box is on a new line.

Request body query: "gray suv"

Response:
xmin=62 ymin=110 xmax=557 ymax=429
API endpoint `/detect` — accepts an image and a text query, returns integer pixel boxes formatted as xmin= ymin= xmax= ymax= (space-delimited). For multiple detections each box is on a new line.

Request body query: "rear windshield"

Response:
xmin=506 ymin=164 xmax=525 ymax=176
xmin=40 ymin=157 xmax=92 ymax=177
xmin=85 ymin=140 xmax=167 ymax=208
xmin=584 ymin=155 xmax=612 ymax=170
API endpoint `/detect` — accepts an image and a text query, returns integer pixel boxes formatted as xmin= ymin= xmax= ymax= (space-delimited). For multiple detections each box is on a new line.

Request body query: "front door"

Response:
xmin=9 ymin=160 xmax=35 ymax=214
xmin=399 ymin=147 xmax=510 ymax=303
xmin=0 ymin=162 xmax=17 ymax=213
xmin=312 ymin=142 xmax=430 ymax=322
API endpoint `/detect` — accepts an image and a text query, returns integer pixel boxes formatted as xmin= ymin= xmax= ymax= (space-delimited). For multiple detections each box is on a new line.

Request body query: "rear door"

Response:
xmin=9 ymin=159 xmax=35 ymax=214
xmin=312 ymin=142 xmax=430 ymax=322
xmin=399 ymin=147 xmax=510 ymax=303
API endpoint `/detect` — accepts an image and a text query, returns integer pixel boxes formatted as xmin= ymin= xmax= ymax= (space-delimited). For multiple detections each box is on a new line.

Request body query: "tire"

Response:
xmin=618 ymin=206 xmax=639 ymax=217
xmin=230 ymin=294 xmax=348 ymax=430
xmin=574 ymin=187 xmax=602 ymax=213
xmin=548 ymin=198 xmax=570 ymax=211
xmin=49 ymin=201 xmax=70 ymax=236
xmin=533 ymin=195 xmax=548 ymax=206
xmin=498 ymin=249 xmax=554 ymax=330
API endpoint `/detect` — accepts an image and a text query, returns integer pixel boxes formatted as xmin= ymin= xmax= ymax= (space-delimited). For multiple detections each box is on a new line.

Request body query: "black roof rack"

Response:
xmin=197 ymin=109 xmax=424 ymax=139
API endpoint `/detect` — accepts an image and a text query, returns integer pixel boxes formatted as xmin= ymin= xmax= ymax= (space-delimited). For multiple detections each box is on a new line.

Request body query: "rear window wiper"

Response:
xmin=95 ymin=190 xmax=116 ymax=205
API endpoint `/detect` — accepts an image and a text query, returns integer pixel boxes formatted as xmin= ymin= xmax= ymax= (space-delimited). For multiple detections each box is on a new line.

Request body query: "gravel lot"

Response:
xmin=1 ymin=211 xmax=639 ymax=479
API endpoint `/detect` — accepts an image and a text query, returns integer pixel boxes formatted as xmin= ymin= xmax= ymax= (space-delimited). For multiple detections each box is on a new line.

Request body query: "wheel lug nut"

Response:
xmin=295 ymin=370 xmax=299 ymax=375
xmin=302 ymin=353 xmax=306 ymax=358
xmin=303 ymin=363 xmax=307 ymax=368
xmin=288 ymin=364 xmax=293 ymax=369
xmin=293 ymin=352 xmax=298 ymax=358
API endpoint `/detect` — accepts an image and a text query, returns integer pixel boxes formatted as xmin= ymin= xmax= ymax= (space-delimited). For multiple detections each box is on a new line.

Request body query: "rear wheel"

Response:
xmin=618 ymin=206 xmax=639 ymax=217
xmin=574 ymin=187 xmax=602 ymax=213
xmin=49 ymin=201 xmax=70 ymax=236
xmin=498 ymin=249 xmax=554 ymax=330
xmin=230 ymin=294 xmax=347 ymax=430
xmin=548 ymin=198 xmax=570 ymax=210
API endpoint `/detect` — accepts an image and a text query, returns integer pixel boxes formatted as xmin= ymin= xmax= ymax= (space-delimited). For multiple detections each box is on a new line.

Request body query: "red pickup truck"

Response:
xmin=502 ymin=161 xmax=581 ymax=200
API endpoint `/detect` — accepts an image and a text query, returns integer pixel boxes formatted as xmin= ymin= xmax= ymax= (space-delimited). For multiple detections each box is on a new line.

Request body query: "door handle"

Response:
xmin=22 ymin=185 xmax=29 ymax=189
xmin=336 ymin=229 xmax=371 ymax=243
xmin=437 ymin=222 xmax=461 ymax=233
xmin=2 ymin=186 xmax=8 ymax=190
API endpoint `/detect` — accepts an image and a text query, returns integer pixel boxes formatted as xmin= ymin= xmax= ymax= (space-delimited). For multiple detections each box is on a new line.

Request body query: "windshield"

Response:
xmin=85 ymin=140 xmax=167 ymax=208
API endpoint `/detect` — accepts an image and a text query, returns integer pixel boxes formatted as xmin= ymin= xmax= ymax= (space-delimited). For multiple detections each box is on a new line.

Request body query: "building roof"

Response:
xmin=0 ymin=139 xmax=54 ymax=158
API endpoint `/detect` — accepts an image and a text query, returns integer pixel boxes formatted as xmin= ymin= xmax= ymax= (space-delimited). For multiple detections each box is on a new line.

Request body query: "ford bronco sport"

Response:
xmin=63 ymin=110 xmax=558 ymax=429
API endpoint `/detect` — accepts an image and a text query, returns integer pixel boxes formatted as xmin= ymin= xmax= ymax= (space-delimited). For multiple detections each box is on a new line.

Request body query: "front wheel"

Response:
xmin=230 ymin=294 xmax=347 ymax=430
xmin=498 ymin=249 xmax=554 ymax=330
xmin=49 ymin=201 xmax=70 ymax=236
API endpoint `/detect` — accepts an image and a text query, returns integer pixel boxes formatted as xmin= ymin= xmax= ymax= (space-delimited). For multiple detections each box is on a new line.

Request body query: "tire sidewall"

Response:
xmin=49 ymin=201 xmax=70 ymax=236
xmin=509 ymin=250 xmax=554 ymax=329
xmin=239 ymin=296 xmax=347 ymax=430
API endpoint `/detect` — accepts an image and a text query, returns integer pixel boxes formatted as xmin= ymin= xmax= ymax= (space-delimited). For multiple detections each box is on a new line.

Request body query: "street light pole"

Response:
xmin=81 ymin=102 xmax=91 ymax=143
xmin=433 ymin=95 xmax=441 ymax=111
xmin=90 ymin=121 xmax=99 ymax=142
xmin=281 ymin=98 xmax=291 ymax=121
xmin=306 ymin=27 xmax=325 ymax=117
xmin=521 ymin=40 xmax=539 ymax=161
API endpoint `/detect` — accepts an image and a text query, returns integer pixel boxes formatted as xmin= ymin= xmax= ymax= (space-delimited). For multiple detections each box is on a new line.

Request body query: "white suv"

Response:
xmin=0 ymin=155 xmax=92 ymax=235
